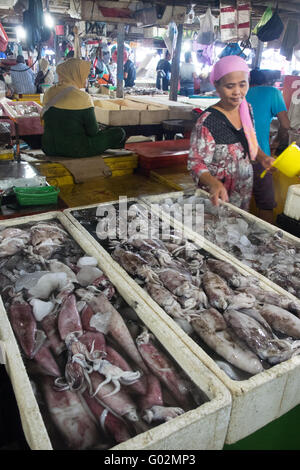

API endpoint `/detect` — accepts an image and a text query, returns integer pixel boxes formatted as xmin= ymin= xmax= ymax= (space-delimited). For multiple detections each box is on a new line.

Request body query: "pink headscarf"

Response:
xmin=210 ymin=55 xmax=258 ymax=161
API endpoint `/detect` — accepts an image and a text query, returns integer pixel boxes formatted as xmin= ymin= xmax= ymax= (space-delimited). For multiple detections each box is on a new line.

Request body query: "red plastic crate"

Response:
xmin=125 ymin=139 xmax=190 ymax=176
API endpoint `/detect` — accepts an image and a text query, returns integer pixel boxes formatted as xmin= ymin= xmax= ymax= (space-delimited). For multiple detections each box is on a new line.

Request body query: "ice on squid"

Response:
xmin=76 ymin=266 xmax=103 ymax=287
xmin=30 ymin=298 xmax=55 ymax=322
xmin=77 ymin=256 xmax=98 ymax=268
xmin=28 ymin=272 xmax=70 ymax=299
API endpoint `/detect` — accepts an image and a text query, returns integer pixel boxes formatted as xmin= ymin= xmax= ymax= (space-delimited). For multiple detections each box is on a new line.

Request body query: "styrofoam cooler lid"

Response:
xmin=284 ymin=184 xmax=300 ymax=220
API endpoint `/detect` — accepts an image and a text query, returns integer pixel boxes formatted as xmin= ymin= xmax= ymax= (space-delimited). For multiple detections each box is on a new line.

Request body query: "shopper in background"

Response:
xmin=41 ymin=58 xmax=126 ymax=158
xmin=35 ymin=57 xmax=54 ymax=93
xmin=246 ymin=68 xmax=290 ymax=223
xmin=156 ymin=50 xmax=171 ymax=91
xmin=188 ymin=55 xmax=275 ymax=211
xmin=10 ymin=55 xmax=36 ymax=95
xmin=179 ymin=51 xmax=197 ymax=97
xmin=124 ymin=54 xmax=136 ymax=88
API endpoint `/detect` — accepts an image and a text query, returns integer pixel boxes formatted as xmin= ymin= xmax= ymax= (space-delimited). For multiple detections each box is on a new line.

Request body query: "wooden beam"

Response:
xmin=254 ymin=1 xmax=300 ymax=13
xmin=116 ymin=23 xmax=125 ymax=99
xmin=252 ymin=39 xmax=264 ymax=69
xmin=169 ymin=23 xmax=183 ymax=102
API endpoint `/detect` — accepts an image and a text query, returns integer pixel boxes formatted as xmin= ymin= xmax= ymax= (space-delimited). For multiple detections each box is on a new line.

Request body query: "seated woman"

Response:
xmin=41 ymin=58 xmax=125 ymax=157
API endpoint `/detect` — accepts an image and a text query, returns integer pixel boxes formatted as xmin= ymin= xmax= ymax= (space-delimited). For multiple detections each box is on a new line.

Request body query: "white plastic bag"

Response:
xmin=163 ymin=21 xmax=178 ymax=59
xmin=196 ymin=8 xmax=215 ymax=44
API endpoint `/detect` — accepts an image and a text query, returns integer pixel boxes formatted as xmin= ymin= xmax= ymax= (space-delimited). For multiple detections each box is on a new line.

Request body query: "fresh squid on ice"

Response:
xmin=9 ymin=295 xmax=37 ymax=359
xmin=82 ymin=390 xmax=132 ymax=443
xmin=206 ymin=258 xmax=243 ymax=288
xmin=138 ymin=374 xmax=184 ymax=424
xmin=258 ymin=304 xmax=300 ymax=339
xmin=105 ymin=346 xmax=148 ymax=396
xmin=237 ymin=285 xmax=300 ymax=316
xmin=89 ymin=371 xmax=139 ymax=422
xmin=58 ymin=294 xmax=83 ymax=342
xmin=202 ymin=271 xmax=232 ymax=311
xmin=34 ymin=345 xmax=61 ymax=377
xmin=41 ymin=376 xmax=102 ymax=450
xmin=41 ymin=312 xmax=65 ymax=356
xmin=76 ymin=289 xmax=148 ymax=373
xmin=136 ymin=328 xmax=192 ymax=410
xmin=224 ymin=309 xmax=294 ymax=365
xmin=0 ymin=228 xmax=31 ymax=257
xmin=191 ymin=308 xmax=264 ymax=375
xmin=145 ymin=281 xmax=186 ymax=319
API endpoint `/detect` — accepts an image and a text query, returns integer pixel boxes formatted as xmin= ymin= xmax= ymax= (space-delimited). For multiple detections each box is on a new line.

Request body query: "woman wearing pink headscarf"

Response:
xmin=188 ymin=55 xmax=275 ymax=210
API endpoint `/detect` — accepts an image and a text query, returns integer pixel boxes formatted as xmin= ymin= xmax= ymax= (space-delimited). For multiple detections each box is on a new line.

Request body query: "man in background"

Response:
xmin=10 ymin=55 xmax=36 ymax=94
xmin=246 ymin=68 xmax=290 ymax=223
xmin=156 ymin=50 xmax=171 ymax=91
xmin=124 ymin=54 xmax=136 ymax=88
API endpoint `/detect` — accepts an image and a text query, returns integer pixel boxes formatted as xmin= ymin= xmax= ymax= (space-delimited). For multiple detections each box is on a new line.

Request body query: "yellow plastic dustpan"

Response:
xmin=260 ymin=142 xmax=300 ymax=179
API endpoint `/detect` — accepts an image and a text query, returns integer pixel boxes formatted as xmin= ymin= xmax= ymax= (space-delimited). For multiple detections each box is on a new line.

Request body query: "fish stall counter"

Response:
xmin=63 ymin=198 xmax=300 ymax=445
xmin=0 ymin=100 xmax=43 ymax=137
xmin=0 ymin=161 xmax=67 ymax=219
xmin=0 ymin=210 xmax=232 ymax=450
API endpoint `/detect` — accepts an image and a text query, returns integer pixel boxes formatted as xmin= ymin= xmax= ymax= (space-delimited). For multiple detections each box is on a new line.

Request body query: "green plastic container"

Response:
xmin=14 ymin=186 xmax=60 ymax=206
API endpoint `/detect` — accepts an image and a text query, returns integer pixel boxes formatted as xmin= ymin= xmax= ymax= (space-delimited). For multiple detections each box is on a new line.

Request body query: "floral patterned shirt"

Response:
xmin=188 ymin=107 xmax=254 ymax=210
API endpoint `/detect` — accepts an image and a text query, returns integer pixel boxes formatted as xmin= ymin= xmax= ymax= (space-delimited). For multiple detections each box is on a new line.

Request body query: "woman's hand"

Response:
xmin=198 ymin=172 xmax=229 ymax=206
xmin=209 ymin=180 xmax=229 ymax=206
xmin=260 ymin=154 xmax=276 ymax=173
xmin=256 ymin=148 xmax=276 ymax=173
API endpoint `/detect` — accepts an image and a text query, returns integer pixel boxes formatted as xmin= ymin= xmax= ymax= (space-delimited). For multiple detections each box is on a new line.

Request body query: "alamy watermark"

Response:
xmin=95 ymin=196 xmax=204 ymax=245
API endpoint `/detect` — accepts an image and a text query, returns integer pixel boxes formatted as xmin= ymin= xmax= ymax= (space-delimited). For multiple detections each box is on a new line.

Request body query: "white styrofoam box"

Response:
xmin=94 ymin=105 xmax=140 ymax=126
xmin=141 ymin=188 xmax=300 ymax=306
xmin=140 ymin=107 xmax=169 ymax=125
xmin=127 ymin=96 xmax=194 ymax=121
xmin=93 ymin=98 xmax=169 ymax=126
xmin=64 ymin=200 xmax=300 ymax=444
xmin=1 ymin=100 xmax=42 ymax=119
xmin=0 ymin=211 xmax=231 ymax=450
xmin=284 ymin=184 xmax=300 ymax=220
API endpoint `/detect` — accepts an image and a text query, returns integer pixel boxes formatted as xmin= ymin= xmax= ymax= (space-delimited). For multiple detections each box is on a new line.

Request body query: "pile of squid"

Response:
xmin=73 ymin=202 xmax=300 ymax=382
xmin=0 ymin=221 xmax=203 ymax=450
xmin=160 ymin=194 xmax=300 ymax=299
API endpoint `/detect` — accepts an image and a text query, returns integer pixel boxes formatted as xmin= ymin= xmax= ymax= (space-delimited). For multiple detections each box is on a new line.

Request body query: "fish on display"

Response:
xmin=0 ymin=220 xmax=203 ymax=450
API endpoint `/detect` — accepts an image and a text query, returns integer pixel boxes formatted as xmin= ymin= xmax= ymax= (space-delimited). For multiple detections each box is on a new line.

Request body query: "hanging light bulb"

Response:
xmin=15 ymin=25 xmax=26 ymax=41
xmin=44 ymin=12 xmax=54 ymax=28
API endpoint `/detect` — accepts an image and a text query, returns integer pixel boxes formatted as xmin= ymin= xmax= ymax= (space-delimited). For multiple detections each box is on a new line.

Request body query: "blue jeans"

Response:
xmin=180 ymin=81 xmax=194 ymax=97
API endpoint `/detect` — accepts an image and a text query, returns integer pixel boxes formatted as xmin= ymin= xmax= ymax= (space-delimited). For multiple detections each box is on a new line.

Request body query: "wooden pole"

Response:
xmin=116 ymin=23 xmax=125 ymax=98
xmin=169 ymin=23 xmax=184 ymax=102
xmin=252 ymin=39 xmax=264 ymax=69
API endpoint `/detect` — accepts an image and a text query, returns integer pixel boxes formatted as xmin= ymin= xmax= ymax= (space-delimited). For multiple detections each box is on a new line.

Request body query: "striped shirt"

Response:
xmin=10 ymin=63 xmax=36 ymax=94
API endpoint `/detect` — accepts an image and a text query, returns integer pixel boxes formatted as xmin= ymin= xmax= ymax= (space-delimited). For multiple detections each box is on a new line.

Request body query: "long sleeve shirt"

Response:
xmin=10 ymin=63 xmax=36 ymax=94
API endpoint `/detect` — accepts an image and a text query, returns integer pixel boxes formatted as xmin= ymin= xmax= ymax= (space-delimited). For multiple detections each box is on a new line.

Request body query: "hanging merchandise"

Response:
xmin=256 ymin=4 xmax=284 ymax=42
xmin=280 ymin=19 xmax=299 ymax=61
xmin=219 ymin=42 xmax=246 ymax=59
xmin=220 ymin=1 xmax=251 ymax=42
xmin=196 ymin=7 xmax=215 ymax=45
xmin=23 ymin=0 xmax=52 ymax=52
xmin=220 ymin=1 xmax=237 ymax=42
xmin=0 ymin=23 xmax=8 ymax=52
xmin=185 ymin=4 xmax=196 ymax=25
xmin=163 ymin=21 xmax=178 ymax=59
xmin=252 ymin=5 xmax=273 ymax=35
xmin=237 ymin=1 xmax=251 ymax=40
xmin=193 ymin=43 xmax=214 ymax=66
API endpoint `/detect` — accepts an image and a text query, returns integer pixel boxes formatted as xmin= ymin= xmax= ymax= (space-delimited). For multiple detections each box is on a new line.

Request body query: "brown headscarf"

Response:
xmin=43 ymin=58 xmax=93 ymax=111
